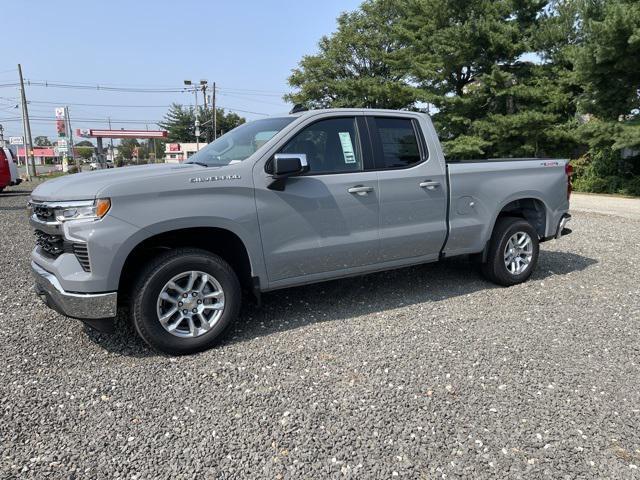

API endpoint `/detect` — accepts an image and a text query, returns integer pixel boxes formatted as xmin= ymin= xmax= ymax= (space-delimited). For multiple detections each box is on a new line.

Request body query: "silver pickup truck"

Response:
xmin=29 ymin=108 xmax=572 ymax=354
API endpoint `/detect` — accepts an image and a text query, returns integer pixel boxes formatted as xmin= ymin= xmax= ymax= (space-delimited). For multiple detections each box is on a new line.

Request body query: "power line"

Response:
xmin=0 ymin=81 xmax=184 ymax=93
xmin=14 ymin=99 xmax=272 ymax=115
xmin=218 ymin=92 xmax=288 ymax=107
xmin=216 ymin=87 xmax=285 ymax=97
xmin=0 ymin=80 xmax=290 ymax=97
xmin=0 ymin=117 xmax=163 ymax=125
xmin=23 ymin=76 xmax=288 ymax=95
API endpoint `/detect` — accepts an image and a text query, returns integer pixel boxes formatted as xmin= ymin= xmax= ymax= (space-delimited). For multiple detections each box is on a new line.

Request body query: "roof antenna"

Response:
xmin=290 ymin=104 xmax=308 ymax=114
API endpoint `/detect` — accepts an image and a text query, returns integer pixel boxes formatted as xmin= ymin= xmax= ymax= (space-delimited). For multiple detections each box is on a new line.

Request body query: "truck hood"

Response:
xmin=31 ymin=164 xmax=202 ymax=202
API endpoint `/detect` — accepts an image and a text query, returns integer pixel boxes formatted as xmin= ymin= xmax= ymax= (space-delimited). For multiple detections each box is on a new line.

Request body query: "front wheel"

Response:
xmin=481 ymin=217 xmax=540 ymax=287
xmin=131 ymin=248 xmax=241 ymax=355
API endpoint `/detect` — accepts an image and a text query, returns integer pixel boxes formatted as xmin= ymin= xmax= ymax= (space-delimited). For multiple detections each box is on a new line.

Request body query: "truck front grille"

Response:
xmin=35 ymin=230 xmax=65 ymax=257
xmin=73 ymin=244 xmax=91 ymax=272
xmin=34 ymin=230 xmax=91 ymax=272
xmin=32 ymin=204 xmax=56 ymax=223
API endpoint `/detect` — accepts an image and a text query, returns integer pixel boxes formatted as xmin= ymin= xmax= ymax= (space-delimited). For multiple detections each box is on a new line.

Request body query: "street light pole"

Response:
xmin=184 ymin=80 xmax=201 ymax=151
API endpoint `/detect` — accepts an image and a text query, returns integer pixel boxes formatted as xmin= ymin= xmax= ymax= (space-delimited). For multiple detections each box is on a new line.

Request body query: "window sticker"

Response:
xmin=338 ymin=132 xmax=356 ymax=164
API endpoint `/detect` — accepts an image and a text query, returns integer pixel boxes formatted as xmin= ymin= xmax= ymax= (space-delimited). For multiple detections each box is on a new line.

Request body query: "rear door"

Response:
xmin=367 ymin=116 xmax=447 ymax=262
xmin=254 ymin=115 xmax=380 ymax=284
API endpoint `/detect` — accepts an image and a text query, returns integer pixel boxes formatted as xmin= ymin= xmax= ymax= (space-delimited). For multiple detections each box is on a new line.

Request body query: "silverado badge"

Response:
xmin=189 ymin=174 xmax=241 ymax=183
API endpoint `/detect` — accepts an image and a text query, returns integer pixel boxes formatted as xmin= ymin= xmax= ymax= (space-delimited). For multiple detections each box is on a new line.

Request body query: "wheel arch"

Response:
xmin=112 ymin=222 xmax=262 ymax=303
xmin=493 ymin=196 xmax=548 ymax=239
xmin=480 ymin=195 xmax=549 ymax=262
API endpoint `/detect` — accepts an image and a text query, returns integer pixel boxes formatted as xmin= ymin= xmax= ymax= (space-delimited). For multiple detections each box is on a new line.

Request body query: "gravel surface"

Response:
xmin=1 ymin=180 xmax=639 ymax=479
xmin=571 ymin=193 xmax=640 ymax=221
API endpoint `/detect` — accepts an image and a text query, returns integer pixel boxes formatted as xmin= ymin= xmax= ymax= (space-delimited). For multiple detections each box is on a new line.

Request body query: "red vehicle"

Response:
xmin=0 ymin=148 xmax=12 ymax=192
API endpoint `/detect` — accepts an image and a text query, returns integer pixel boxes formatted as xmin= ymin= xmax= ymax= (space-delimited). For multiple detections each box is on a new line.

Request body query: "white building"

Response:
xmin=165 ymin=142 xmax=207 ymax=163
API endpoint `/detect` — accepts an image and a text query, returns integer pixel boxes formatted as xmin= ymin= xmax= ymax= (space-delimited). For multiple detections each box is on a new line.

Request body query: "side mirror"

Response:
xmin=268 ymin=153 xmax=309 ymax=191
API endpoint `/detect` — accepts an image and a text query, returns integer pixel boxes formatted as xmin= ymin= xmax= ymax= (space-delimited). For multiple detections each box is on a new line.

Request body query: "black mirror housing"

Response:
xmin=268 ymin=154 xmax=309 ymax=191
xmin=273 ymin=154 xmax=308 ymax=176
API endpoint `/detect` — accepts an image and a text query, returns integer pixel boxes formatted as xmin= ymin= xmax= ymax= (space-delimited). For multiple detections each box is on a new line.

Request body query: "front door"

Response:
xmin=254 ymin=116 xmax=380 ymax=284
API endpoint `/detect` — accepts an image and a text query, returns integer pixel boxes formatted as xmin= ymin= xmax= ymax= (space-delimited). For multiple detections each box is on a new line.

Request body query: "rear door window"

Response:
xmin=369 ymin=117 xmax=423 ymax=169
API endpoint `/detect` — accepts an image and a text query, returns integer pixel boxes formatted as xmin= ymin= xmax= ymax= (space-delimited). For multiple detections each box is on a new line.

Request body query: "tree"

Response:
xmin=395 ymin=0 xmax=555 ymax=157
xmin=159 ymin=103 xmax=245 ymax=143
xmin=75 ymin=140 xmax=94 ymax=147
xmin=34 ymin=136 xmax=52 ymax=146
xmin=198 ymin=107 xmax=245 ymax=143
xmin=286 ymin=0 xmax=564 ymax=158
xmin=547 ymin=0 xmax=640 ymax=194
xmin=75 ymin=146 xmax=94 ymax=161
xmin=285 ymin=0 xmax=417 ymax=109
xmin=286 ymin=0 xmax=639 ymax=193
xmin=572 ymin=0 xmax=640 ymax=120
xmin=158 ymin=104 xmax=194 ymax=142
xmin=117 ymin=138 xmax=140 ymax=162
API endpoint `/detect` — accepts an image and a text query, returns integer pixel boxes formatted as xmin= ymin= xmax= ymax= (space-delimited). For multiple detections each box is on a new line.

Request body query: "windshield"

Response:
xmin=185 ymin=117 xmax=295 ymax=167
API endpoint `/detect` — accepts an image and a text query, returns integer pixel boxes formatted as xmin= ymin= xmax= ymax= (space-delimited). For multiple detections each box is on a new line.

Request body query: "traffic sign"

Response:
xmin=9 ymin=136 xmax=24 ymax=145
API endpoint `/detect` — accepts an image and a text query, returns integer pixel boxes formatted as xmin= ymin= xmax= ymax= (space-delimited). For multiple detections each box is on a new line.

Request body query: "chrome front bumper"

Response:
xmin=32 ymin=261 xmax=117 ymax=320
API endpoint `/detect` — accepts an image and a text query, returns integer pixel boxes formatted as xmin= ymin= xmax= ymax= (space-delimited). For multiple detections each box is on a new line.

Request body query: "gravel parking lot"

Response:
xmin=1 ymin=182 xmax=639 ymax=479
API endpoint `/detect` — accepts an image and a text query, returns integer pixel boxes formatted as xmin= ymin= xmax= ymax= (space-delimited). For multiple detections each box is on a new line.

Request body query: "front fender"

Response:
xmin=106 ymin=215 xmax=265 ymax=292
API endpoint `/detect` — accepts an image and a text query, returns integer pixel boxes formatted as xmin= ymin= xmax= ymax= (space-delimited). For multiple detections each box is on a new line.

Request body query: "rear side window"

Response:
xmin=280 ymin=117 xmax=362 ymax=174
xmin=370 ymin=117 xmax=422 ymax=169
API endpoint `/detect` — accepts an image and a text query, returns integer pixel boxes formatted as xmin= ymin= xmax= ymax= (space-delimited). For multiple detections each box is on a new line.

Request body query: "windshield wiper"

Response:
xmin=187 ymin=161 xmax=209 ymax=167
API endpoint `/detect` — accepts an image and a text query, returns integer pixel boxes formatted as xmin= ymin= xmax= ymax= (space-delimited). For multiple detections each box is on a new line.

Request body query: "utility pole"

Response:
xmin=108 ymin=117 xmax=116 ymax=167
xmin=194 ymin=87 xmax=199 ymax=150
xmin=202 ymin=85 xmax=208 ymax=143
xmin=0 ymin=124 xmax=4 ymax=145
xmin=18 ymin=64 xmax=35 ymax=179
xmin=20 ymin=104 xmax=29 ymax=179
xmin=201 ymin=81 xmax=212 ymax=143
xmin=212 ymin=82 xmax=217 ymax=140
xmin=65 ymin=106 xmax=78 ymax=171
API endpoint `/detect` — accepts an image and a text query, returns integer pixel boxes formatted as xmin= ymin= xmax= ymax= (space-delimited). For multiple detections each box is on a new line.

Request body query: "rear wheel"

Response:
xmin=481 ymin=217 xmax=539 ymax=286
xmin=131 ymin=248 xmax=241 ymax=355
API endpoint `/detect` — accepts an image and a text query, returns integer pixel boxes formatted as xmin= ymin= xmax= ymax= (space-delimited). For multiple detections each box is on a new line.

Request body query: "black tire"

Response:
xmin=481 ymin=216 xmax=539 ymax=287
xmin=131 ymin=248 xmax=241 ymax=355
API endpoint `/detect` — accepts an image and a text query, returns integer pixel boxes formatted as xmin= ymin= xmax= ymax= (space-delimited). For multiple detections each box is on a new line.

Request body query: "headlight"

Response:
xmin=53 ymin=198 xmax=111 ymax=222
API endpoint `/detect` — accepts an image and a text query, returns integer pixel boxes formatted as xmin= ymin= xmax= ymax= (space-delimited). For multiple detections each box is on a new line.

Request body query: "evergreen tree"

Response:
xmin=159 ymin=103 xmax=245 ymax=143
xmin=285 ymin=0 xmax=640 ymax=192
xmin=286 ymin=0 xmax=417 ymax=109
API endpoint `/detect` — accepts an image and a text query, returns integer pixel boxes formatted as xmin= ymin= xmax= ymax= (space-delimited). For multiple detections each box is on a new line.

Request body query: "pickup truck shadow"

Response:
xmin=84 ymin=250 xmax=597 ymax=357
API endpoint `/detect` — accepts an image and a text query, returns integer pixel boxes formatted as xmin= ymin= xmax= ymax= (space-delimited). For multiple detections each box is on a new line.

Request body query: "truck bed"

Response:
xmin=443 ymin=158 xmax=570 ymax=257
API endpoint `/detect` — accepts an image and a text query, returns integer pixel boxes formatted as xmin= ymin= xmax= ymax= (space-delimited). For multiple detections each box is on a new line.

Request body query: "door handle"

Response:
xmin=348 ymin=185 xmax=374 ymax=195
xmin=419 ymin=180 xmax=440 ymax=190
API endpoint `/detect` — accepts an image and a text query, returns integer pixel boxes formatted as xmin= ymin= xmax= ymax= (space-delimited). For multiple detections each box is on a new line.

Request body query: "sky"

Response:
xmin=0 ymin=0 xmax=362 ymax=142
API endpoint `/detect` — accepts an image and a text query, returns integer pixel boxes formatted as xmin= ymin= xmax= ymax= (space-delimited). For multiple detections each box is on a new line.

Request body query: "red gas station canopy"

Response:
xmin=76 ymin=129 xmax=167 ymax=139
